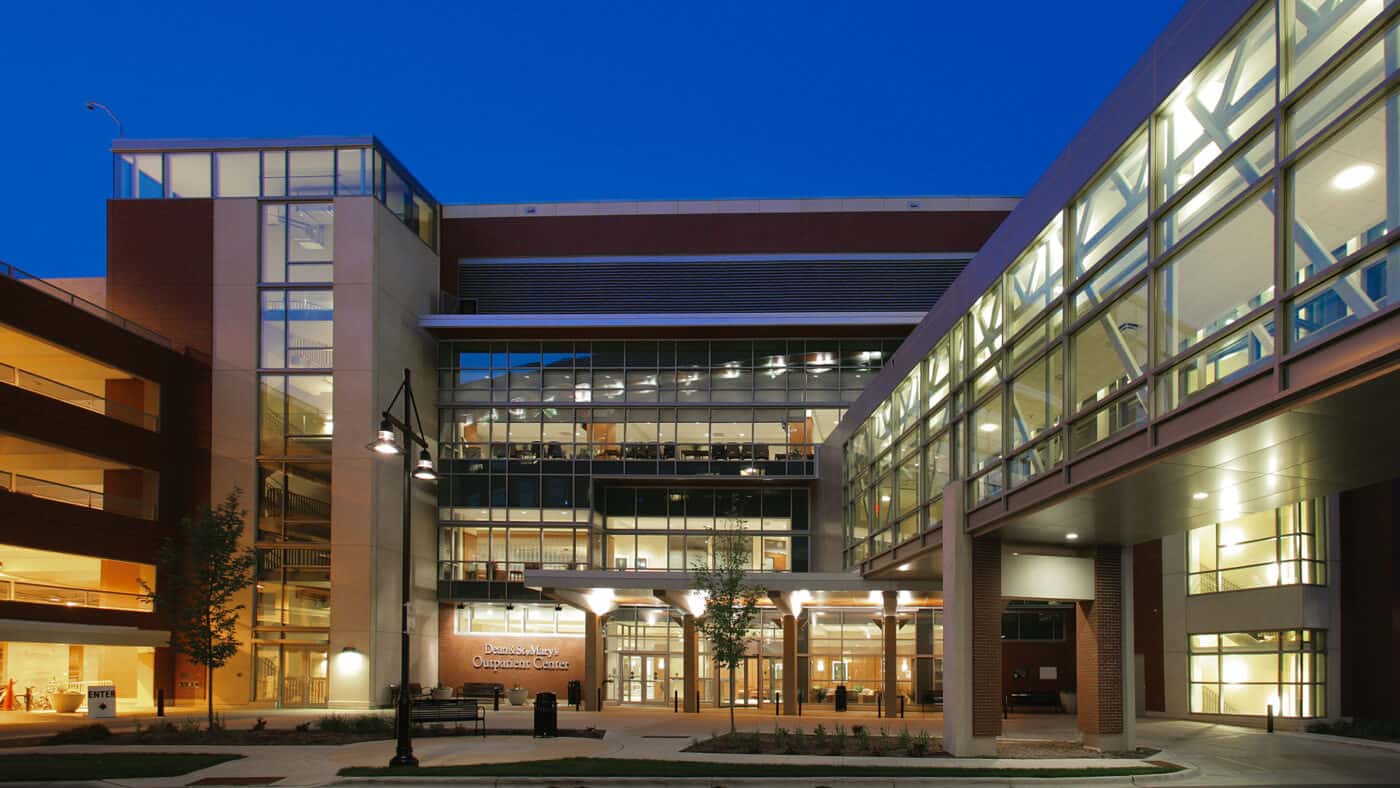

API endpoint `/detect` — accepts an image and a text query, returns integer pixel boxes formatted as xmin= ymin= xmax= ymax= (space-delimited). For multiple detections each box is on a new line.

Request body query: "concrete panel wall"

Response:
xmin=328 ymin=197 xmax=440 ymax=708
xmin=208 ymin=198 xmax=261 ymax=708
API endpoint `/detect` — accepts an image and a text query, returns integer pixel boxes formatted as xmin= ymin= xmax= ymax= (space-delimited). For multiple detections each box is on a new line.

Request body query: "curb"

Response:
xmin=330 ymin=762 xmax=1194 ymax=787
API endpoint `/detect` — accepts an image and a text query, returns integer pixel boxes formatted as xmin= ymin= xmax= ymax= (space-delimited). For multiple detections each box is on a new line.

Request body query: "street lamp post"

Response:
xmin=368 ymin=368 xmax=436 ymax=768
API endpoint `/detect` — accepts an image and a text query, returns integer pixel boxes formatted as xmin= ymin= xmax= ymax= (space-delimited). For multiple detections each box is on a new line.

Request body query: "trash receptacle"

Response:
xmin=834 ymin=684 xmax=848 ymax=712
xmin=534 ymin=691 xmax=558 ymax=738
xmin=567 ymin=680 xmax=581 ymax=708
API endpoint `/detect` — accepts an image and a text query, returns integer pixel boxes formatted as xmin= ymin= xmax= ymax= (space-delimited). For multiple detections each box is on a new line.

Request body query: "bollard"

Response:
xmin=674 ymin=691 xmax=679 ymax=713
xmin=494 ymin=686 xmax=501 ymax=711
xmin=798 ymin=690 xmax=803 ymax=717
xmin=775 ymin=692 xmax=780 ymax=716
xmin=597 ymin=687 xmax=603 ymax=712
xmin=695 ymin=690 xmax=701 ymax=714
xmin=877 ymin=691 xmax=882 ymax=718
xmin=24 ymin=688 xmax=32 ymax=712
xmin=1266 ymin=703 xmax=1274 ymax=733
xmin=157 ymin=688 xmax=165 ymax=717
xmin=900 ymin=695 xmax=905 ymax=718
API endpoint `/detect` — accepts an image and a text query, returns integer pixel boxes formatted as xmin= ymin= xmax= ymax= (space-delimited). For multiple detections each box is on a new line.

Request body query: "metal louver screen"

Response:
xmin=456 ymin=257 xmax=967 ymax=314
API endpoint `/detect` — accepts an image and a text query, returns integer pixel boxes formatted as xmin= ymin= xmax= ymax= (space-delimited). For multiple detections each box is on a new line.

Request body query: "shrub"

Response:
xmin=295 ymin=722 xmax=312 ymax=732
xmin=251 ymin=717 xmax=268 ymax=731
xmin=318 ymin=714 xmax=394 ymax=735
xmin=910 ymin=729 xmax=931 ymax=756
xmin=813 ymin=723 xmax=827 ymax=750
xmin=746 ymin=731 xmax=763 ymax=753
xmin=896 ymin=727 xmax=913 ymax=753
xmin=773 ymin=725 xmax=788 ymax=752
xmin=854 ymin=725 xmax=872 ymax=753
xmin=47 ymin=724 xmax=111 ymax=745
xmin=831 ymin=724 xmax=847 ymax=755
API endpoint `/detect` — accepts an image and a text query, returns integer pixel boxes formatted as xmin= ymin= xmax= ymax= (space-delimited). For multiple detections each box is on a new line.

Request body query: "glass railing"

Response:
xmin=0 ymin=258 xmax=172 ymax=348
xmin=438 ymin=560 xmax=586 ymax=583
xmin=2 ymin=577 xmax=152 ymax=612
xmin=0 ymin=363 xmax=159 ymax=431
xmin=1 ymin=471 xmax=146 ymax=518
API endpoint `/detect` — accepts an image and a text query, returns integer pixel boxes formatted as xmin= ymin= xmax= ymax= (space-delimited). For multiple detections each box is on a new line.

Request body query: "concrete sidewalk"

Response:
xmin=2 ymin=709 xmax=1399 ymax=785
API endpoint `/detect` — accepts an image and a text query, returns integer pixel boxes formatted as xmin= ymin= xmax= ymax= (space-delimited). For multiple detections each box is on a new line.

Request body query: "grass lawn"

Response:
xmin=340 ymin=757 xmax=1182 ymax=779
xmin=0 ymin=753 xmax=240 ymax=782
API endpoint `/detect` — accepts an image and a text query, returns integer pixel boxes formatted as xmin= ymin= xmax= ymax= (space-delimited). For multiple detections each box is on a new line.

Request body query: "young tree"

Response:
xmin=691 ymin=525 xmax=764 ymax=734
xmin=146 ymin=489 xmax=256 ymax=729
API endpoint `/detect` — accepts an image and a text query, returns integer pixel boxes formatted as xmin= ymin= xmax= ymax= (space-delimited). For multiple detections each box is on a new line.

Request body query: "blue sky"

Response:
xmin=0 ymin=1 xmax=1185 ymax=278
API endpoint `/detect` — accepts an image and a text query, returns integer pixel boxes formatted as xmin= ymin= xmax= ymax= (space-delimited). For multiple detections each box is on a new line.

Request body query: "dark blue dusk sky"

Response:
xmin=1 ymin=1 xmax=1185 ymax=279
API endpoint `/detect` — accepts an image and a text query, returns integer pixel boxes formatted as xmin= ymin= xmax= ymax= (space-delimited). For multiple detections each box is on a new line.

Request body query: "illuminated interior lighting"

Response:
xmin=897 ymin=563 xmax=912 ymax=572
xmin=979 ymin=423 xmax=999 ymax=432
xmin=1192 ymin=491 xmax=1209 ymax=500
xmin=1065 ymin=533 xmax=1079 ymax=541
xmin=1331 ymin=164 xmax=1376 ymax=191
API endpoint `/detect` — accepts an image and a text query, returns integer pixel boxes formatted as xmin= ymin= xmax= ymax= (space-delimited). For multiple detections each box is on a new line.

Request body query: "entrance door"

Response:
xmin=255 ymin=644 xmax=328 ymax=707
xmin=719 ymin=656 xmax=761 ymax=706
xmin=618 ymin=654 xmax=668 ymax=704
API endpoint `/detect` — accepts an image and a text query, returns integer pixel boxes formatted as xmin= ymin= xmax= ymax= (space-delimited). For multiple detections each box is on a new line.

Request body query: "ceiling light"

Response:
xmin=979 ymin=423 xmax=999 ymax=432
xmin=1332 ymin=164 xmax=1376 ymax=191
xmin=897 ymin=563 xmax=912 ymax=572
xmin=1192 ymin=491 xmax=1209 ymax=500
xmin=1065 ymin=533 xmax=1079 ymax=541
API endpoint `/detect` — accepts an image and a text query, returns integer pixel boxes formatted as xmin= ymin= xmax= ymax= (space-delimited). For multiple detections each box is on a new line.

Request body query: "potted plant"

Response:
xmin=507 ymin=683 xmax=528 ymax=706
xmin=50 ymin=686 xmax=85 ymax=713
xmin=812 ymin=686 xmax=828 ymax=703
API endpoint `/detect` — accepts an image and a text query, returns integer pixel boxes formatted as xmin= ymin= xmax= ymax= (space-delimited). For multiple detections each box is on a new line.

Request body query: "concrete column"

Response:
xmin=584 ymin=611 xmax=606 ymax=710
xmin=940 ymin=483 xmax=1000 ymax=756
xmin=782 ymin=613 xmax=798 ymax=715
xmin=882 ymin=590 xmax=899 ymax=717
xmin=1076 ymin=545 xmax=1135 ymax=751
xmin=683 ymin=614 xmax=699 ymax=712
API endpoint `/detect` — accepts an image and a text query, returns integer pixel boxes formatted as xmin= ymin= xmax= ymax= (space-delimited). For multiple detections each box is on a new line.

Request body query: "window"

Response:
xmin=1189 ymin=630 xmax=1326 ymax=717
xmin=1008 ymin=347 xmax=1062 ymax=451
xmin=1287 ymin=0 xmax=1397 ymax=94
xmin=260 ymin=290 xmax=333 ymax=369
xmin=1001 ymin=606 xmax=1069 ymax=640
xmin=261 ymin=203 xmax=334 ymax=283
xmin=1290 ymin=247 xmax=1395 ymax=346
xmin=258 ymin=375 xmax=333 ymax=456
xmin=1071 ymin=283 xmax=1148 ymax=413
xmin=216 ymin=152 xmax=259 ymax=197
xmin=1074 ymin=132 xmax=1148 ymax=276
xmin=1157 ymin=7 xmax=1277 ymax=201
xmin=1160 ymin=130 xmax=1274 ymax=251
xmin=1006 ymin=216 xmax=1064 ymax=335
xmin=1156 ymin=191 xmax=1275 ymax=361
xmin=165 ymin=153 xmax=211 ymax=198
xmin=1157 ymin=316 xmax=1275 ymax=414
xmin=1187 ymin=500 xmax=1327 ymax=594
xmin=1290 ymin=96 xmax=1396 ymax=287
xmin=257 ymin=462 xmax=331 ymax=543
xmin=456 ymin=603 xmax=584 ymax=636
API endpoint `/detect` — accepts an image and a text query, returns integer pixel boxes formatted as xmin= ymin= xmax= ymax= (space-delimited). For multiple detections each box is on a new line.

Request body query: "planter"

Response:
xmin=507 ymin=687 xmax=528 ymax=706
xmin=1059 ymin=689 xmax=1077 ymax=714
xmin=430 ymin=686 xmax=454 ymax=700
xmin=50 ymin=691 xmax=85 ymax=714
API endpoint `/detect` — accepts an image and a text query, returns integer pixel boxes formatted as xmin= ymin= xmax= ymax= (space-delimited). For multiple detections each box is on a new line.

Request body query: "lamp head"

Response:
xmin=412 ymin=449 xmax=437 ymax=480
xmin=370 ymin=417 xmax=402 ymax=455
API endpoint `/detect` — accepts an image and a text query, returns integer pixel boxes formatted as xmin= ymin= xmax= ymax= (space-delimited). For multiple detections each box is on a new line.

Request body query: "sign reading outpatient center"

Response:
xmin=472 ymin=643 xmax=572 ymax=672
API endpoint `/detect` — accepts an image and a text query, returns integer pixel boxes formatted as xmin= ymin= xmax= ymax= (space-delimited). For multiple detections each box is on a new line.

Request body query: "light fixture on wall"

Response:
xmin=456 ymin=602 xmax=466 ymax=610
xmin=555 ymin=603 xmax=563 ymax=612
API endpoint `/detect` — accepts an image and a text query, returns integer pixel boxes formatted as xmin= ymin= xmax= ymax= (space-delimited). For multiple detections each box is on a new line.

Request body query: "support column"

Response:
xmin=683 ymin=613 xmax=699 ymax=712
xmin=584 ymin=611 xmax=606 ymax=711
xmin=940 ymin=482 xmax=1001 ymax=756
xmin=882 ymin=590 xmax=899 ymax=717
xmin=1076 ymin=546 xmax=1135 ymax=751
xmin=782 ymin=613 xmax=798 ymax=715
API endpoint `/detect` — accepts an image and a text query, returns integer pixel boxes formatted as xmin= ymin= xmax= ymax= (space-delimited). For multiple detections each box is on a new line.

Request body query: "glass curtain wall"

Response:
xmin=1187 ymin=498 xmax=1327 ymax=593
xmin=437 ymin=339 xmax=894 ymax=579
xmin=1188 ymin=629 xmax=1326 ymax=717
xmin=113 ymin=144 xmax=437 ymax=249
xmin=254 ymin=202 xmax=334 ymax=707
xmin=844 ymin=0 xmax=1400 ymax=566
xmin=803 ymin=609 xmax=917 ymax=706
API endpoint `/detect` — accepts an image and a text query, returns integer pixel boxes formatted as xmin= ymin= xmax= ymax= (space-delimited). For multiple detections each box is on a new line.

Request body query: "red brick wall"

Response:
xmin=1076 ymin=546 xmax=1123 ymax=736
xmin=971 ymin=536 xmax=1003 ymax=737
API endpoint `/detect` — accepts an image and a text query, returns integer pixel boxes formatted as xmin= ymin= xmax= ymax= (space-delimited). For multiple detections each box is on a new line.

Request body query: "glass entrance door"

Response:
xmin=254 ymin=643 xmax=328 ymax=707
xmin=719 ymin=656 xmax=762 ymax=706
xmin=618 ymin=653 xmax=668 ymax=704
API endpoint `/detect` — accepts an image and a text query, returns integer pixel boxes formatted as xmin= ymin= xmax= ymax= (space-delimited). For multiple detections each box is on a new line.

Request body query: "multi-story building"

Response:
xmin=0 ymin=258 xmax=202 ymax=710
xmin=1 ymin=0 xmax=1397 ymax=753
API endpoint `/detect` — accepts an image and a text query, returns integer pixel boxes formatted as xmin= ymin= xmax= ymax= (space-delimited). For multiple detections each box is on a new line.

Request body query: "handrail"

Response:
xmin=1 ymin=470 xmax=147 ymax=518
xmin=0 ymin=258 xmax=172 ymax=348
xmin=0 ymin=363 xmax=159 ymax=430
xmin=0 ymin=576 xmax=153 ymax=612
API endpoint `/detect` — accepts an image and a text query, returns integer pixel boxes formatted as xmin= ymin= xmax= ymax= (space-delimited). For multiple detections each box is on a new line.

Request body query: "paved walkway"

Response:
xmin=2 ymin=706 xmax=1399 ymax=785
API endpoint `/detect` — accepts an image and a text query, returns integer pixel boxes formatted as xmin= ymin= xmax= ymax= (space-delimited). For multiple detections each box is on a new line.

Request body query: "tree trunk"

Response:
xmin=728 ymin=664 xmax=736 ymax=734
xmin=206 ymin=663 xmax=214 ymax=730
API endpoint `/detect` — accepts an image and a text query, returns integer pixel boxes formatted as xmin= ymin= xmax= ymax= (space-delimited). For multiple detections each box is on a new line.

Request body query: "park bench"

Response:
xmin=408 ymin=698 xmax=486 ymax=734
xmin=1004 ymin=690 xmax=1065 ymax=714
xmin=460 ymin=682 xmax=505 ymax=708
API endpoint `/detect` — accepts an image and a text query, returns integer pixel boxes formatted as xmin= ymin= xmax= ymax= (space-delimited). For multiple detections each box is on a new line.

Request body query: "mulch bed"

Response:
xmin=686 ymin=729 xmax=1157 ymax=759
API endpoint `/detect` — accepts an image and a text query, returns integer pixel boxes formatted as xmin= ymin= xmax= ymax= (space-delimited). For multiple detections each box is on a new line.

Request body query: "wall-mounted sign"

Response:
xmin=471 ymin=643 xmax=571 ymax=672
